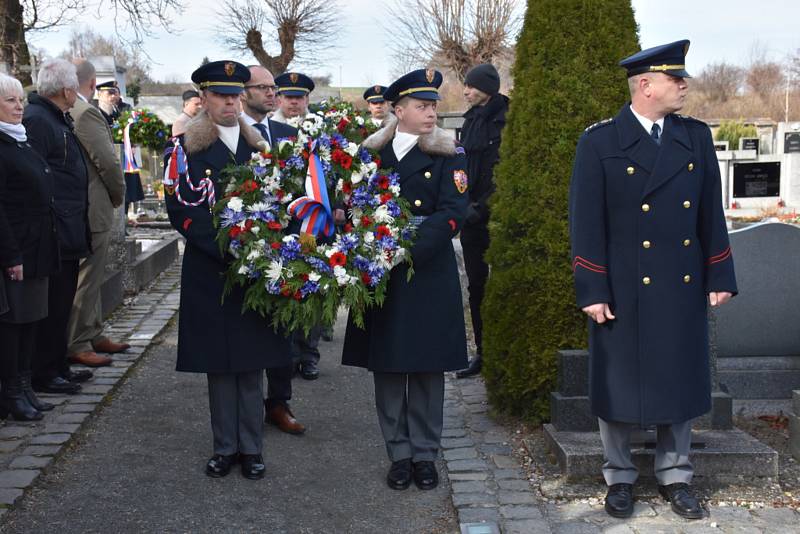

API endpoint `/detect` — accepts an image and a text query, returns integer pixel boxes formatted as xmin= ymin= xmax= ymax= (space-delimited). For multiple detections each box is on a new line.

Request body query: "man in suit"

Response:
xmin=343 ymin=69 xmax=469 ymax=491
xmin=164 ymin=61 xmax=293 ymax=480
xmin=569 ymin=40 xmax=737 ymax=520
xmin=240 ymin=64 xmax=305 ymax=435
xmin=67 ymin=59 xmax=129 ymax=369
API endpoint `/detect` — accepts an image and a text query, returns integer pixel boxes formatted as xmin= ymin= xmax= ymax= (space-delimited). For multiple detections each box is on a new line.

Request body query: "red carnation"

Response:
xmin=267 ymin=221 xmax=282 ymax=231
xmin=360 ymin=215 xmax=372 ymax=226
xmin=229 ymin=226 xmax=242 ymax=239
xmin=343 ymin=223 xmax=353 ymax=233
xmin=270 ymin=242 xmax=281 ymax=249
xmin=342 ymin=182 xmax=352 ymax=194
xmin=340 ymin=154 xmax=353 ymax=170
xmin=293 ymin=290 xmax=303 ymax=301
xmin=244 ymin=220 xmax=254 ymax=232
xmin=244 ymin=179 xmax=258 ymax=192
xmin=300 ymin=273 xmax=309 ymax=281
xmin=329 ymin=252 xmax=347 ymax=267
xmin=275 ymin=189 xmax=285 ymax=200
xmin=375 ymin=225 xmax=391 ymax=240
xmin=278 ymin=160 xmax=286 ymax=169
xmin=378 ymin=176 xmax=390 ymax=189
xmin=380 ymin=193 xmax=392 ymax=204
xmin=361 ymin=272 xmax=372 ymax=285
xmin=374 ymin=158 xmax=381 ymax=167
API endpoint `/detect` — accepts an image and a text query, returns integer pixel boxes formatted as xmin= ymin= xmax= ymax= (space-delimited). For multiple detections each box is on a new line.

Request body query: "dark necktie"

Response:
xmin=651 ymin=123 xmax=661 ymax=145
xmin=254 ymin=122 xmax=271 ymax=145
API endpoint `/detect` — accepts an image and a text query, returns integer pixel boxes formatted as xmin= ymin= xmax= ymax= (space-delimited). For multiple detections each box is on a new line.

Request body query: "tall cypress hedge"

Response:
xmin=482 ymin=0 xmax=639 ymax=421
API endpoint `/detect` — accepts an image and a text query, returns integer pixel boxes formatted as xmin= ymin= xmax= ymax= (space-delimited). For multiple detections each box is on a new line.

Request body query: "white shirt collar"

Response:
xmin=241 ymin=112 xmax=269 ymax=127
xmin=216 ymin=123 xmax=240 ymax=154
xmin=392 ymin=130 xmax=419 ymax=162
xmin=629 ymin=105 xmax=665 ymax=137
xmin=77 ymin=92 xmax=88 ymax=103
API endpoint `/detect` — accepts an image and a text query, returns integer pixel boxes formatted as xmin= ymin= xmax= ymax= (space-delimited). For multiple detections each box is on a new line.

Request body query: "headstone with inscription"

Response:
xmin=732 ymin=162 xmax=781 ymax=198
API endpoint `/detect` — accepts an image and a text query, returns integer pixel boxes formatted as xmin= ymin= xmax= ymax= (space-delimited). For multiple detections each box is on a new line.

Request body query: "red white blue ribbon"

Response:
xmin=122 ymin=117 xmax=140 ymax=173
xmin=288 ymin=142 xmax=333 ymax=237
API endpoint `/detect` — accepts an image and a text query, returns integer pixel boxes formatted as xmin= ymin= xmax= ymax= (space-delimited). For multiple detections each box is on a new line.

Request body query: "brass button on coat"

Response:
xmin=688 ymin=163 xmax=694 ymax=171
xmin=641 ymin=203 xmax=650 ymax=212
xmin=642 ymin=240 xmax=651 ymax=249
xmin=642 ymin=276 xmax=651 ymax=285
xmin=424 ymin=171 xmax=431 ymax=179
xmin=683 ymin=200 xmax=691 ymax=209
xmin=626 ymin=166 xmax=635 ymax=175
xmin=414 ymin=199 xmax=422 ymax=207
xmin=683 ymin=275 xmax=691 ymax=283
xmin=683 ymin=239 xmax=691 ymax=247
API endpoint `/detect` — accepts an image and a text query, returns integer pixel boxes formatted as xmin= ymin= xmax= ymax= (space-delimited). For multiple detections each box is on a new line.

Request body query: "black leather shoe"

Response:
xmin=63 ymin=369 xmax=93 ymax=383
xmin=455 ymin=356 xmax=482 ymax=379
xmin=32 ymin=376 xmax=82 ymax=394
xmin=240 ymin=454 xmax=266 ymax=480
xmin=659 ymin=483 xmax=704 ymax=519
xmin=205 ymin=454 xmax=237 ymax=478
xmin=386 ymin=459 xmax=412 ymax=490
xmin=604 ymin=483 xmax=634 ymax=518
xmin=412 ymin=461 xmax=439 ymax=490
xmin=299 ymin=361 xmax=319 ymax=380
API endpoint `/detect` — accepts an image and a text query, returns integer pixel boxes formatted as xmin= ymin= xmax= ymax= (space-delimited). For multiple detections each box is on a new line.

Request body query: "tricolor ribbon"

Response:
xmin=288 ymin=141 xmax=334 ymax=237
xmin=165 ymin=138 xmax=216 ymax=208
xmin=122 ymin=115 xmax=140 ymax=173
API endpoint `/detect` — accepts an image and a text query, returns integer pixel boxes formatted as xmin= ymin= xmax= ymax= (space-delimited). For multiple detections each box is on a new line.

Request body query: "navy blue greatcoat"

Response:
xmin=342 ymin=124 xmax=470 ymax=373
xmin=165 ymin=115 xmax=292 ymax=373
xmin=569 ymin=104 xmax=737 ymax=426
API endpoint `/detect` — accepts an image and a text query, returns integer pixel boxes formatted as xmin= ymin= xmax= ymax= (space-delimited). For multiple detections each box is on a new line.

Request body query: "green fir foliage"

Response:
xmin=482 ymin=0 xmax=639 ymax=421
xmin=715 ymin=120 xmax=757 ymax=151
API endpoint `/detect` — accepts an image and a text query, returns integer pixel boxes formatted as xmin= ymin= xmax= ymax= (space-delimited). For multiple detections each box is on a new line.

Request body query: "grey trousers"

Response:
xmin=598 ymin=417 xmax=694 ymax=486
xmin=207 ymin=371 xmax=264 ymax=456
xmin=68 ymin=229 xmax=110 ymax=353
xmin=373 ymin=372 xmax=444 ymax=462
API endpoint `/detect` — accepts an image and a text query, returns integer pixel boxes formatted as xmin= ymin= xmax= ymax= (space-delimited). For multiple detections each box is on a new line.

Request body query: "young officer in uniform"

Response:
xmin=271 ymin=72 xmax=315 ymax=124
xmin=343 ymin=69 xmax=469 ymax=491
xmin=164 ymin=61 xmax=292 ymax=480
xmin=569 ymin=40 xmax=737 ymax=519
xmin=362 ymin=85 xmax=388 ymax=127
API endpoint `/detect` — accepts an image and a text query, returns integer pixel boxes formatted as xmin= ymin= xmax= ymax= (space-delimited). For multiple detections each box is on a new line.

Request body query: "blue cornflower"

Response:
xmin=280 ymin=239 xmax=302 ymax=261
xmin=386 ymin=200 xmax=401 ymax=217
xmin=300 ymin=280 xmax=320 ymax=297
xmin=338 ymin=234 xmax=359 ymax=253
xmin=219 ymin=207 xmax=246 ymax=227
xmin=305 ymin=256 xmax=333 ymax=275
xmin=353 ymin=255 xmax=371 ymax=272
xmin=358 ymin=148 xmax=372 ymax=164
xmin=266 ymin=280 xmax=282 ymax=295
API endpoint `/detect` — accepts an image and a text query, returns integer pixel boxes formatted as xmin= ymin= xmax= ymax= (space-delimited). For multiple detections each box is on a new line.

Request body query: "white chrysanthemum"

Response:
xmin=363 ymin=232 xmax=375 ymax=244
xmin=350 ymin=208 xmax=363 ymax=225
xmin=373 ymin=205 xmax=394 ymax=224
xmin=336 ymin=178 xmax=344 ymax=192
xmin=282 ymin=234 xmax=297 ymax=243
xmin=228 ymin=197 xmax=244 ymax=212
xmin=390 ymin=185 xmax=400 ymax=195
xmin=250 ymin=226 xmax=260 ymax=235
xmin=302 ymin=120 xmax=313 ymax=131
xmin=344 ymin=143 xmax=358 ymax=156
xmin=350 ymin=169 xmax=364 ymax=184
xmin=247 ymin=202 xmax=270 ymax=213
xmin=308 ymin=272 xmax=322 ymax=283
xmin=266 ymin=260 xmax=283 ymax=282
xmin=237 ymin=265 xmax=250 ymax=275
xmin=355 ymin=116 xmax=365 ymax=126
xmin=246 ymin=248 xmax=262 ymax=261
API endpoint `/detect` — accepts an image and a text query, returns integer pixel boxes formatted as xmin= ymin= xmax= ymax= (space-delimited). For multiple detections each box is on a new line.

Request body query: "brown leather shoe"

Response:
xmin=68 ymin=351 xmax=113 ymax=367
xmin=266 ymin=404 xmax=305 ymax=435
xmin=92 ymin=338 xmax=131 ymax=354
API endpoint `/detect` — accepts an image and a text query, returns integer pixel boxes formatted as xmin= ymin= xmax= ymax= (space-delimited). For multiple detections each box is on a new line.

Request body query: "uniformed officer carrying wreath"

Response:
xmin=342 ymin=68 xmax=469 ymax=491
xmin=569 ymin=40 xmax=737 ymax=520
xmin=164 ymin=61 xmax=292 ymax=481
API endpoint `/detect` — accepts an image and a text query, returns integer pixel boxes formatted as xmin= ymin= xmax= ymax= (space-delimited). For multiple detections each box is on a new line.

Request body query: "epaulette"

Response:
xmin=676 ymin=113 xmax=707 ymax=126
xmin=584 ymin=118 xmax=614 ymax=133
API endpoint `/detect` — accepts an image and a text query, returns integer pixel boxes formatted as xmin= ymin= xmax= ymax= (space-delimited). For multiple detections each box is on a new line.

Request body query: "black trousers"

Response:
xmin=33 ymin=259 xmax=80 ymax=381
xmin=291 ymin=325 xmax=322 ymax=365
xmin=264 ymin=364 xmax=294 ymax=410
xmin=460 ymin=226 xmax=490 ymax=356
xmin=0 ymin=322 xmax=37 ymax=381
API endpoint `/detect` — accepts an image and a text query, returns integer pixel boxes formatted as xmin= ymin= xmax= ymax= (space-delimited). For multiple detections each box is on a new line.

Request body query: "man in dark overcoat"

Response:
xmin=343 ymin=69 xmax=469 ymax=491
xmin=164 ymin=61 xmax=292 ymax=480
xmin=569 ymin=40 xmax=737 ymax=520
xmin=454 ymin=63 xmax=509 ymax=378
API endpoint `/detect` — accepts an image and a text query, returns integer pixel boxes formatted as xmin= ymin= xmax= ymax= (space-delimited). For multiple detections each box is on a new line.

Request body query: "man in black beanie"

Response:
xmin=456 ymin=63 xmax=509 ymax=378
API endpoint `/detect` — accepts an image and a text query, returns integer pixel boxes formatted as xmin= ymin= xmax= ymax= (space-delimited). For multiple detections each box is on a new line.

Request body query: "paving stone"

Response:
xmin=80 ymin=385 xmax=114 ymax=394
xmin=21 ymin=445 xmax=61 ymax=457
xmin=0 ymin=470 xmax=39 ymax=488
xmin=750 ymin=507 xmax=799 ymax=523
xmin=599 ymin=525 xmax=636 ymax=534
xmin=442 ymin=428 xmax=467 ymax=438
xmin=443 ymin=447 xmax=478 ymax=461
xmin=0 ymin=488 xmax=24 ymax=506
xmin=111 ymin=361 xmax=133 ymax=368
xmin=499 ymin=504 xmax=543 ymax=520
xmin=55 ymin=412 xmax=90 ymax=424
xmin=441 ymin=437 xmax=475 ymax=449
xmin=497 ymin=479 xmax=532 ymax=491
xmin=491 ymin=455 xmax=521 ymax=469
xmin=43 ymin=423 xmax=80 ymax=434
xmin=448 ymin=472 xmax=489 ymax=481
xmin=706 ymin=506 xmax=753 ymax=523
xmin=447 ymin=459 xmax=489 ymax=472
xmin=9 ymin=455 xmax=52 ymax=469
xmin=458 ymin=507 xmax=500 ymax=523
xmin=498 ymin=491 xmax=537 ymax=506
xmin=479 ymin=444 xmax=513 ymax=455
xmin=29 ymin=433 xmax=71 ymax=445
xmin=550 ymin=523 xmax=601 ymax=534
xmin=467 ymin=404 xmax=489 ymax=414
xmin=492 ymin=468 xmax=525 ymax=480
xmin=503 ymin=519 xmax=551 ymax=534
xmin=69 ymin=395 xmax=105 ymax=404
xmin=452 ymin=492 xmax=498 ymax=508
xmin=0 ymin=426 xmax=36 ymax=440
xmin=63 ymin=404 xmax=96 ymax=413
xmin=126 ymin=339 xmax=151 ymax=347
xmin=451 ymin=480 xmax=489 ymax=494
xmin=0 ymin=440 xmax=22 ymax=453
xmin=482 ymin=431 xmax=509 ymax=444
xmin=92 ymin=378 xmax=119 ymax=385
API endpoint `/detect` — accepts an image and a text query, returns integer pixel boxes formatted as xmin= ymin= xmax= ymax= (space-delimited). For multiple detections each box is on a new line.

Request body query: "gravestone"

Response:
xmin=715 ymin=223 xmax=800 ymax=404
xmin=732 ymin=162 xmax=781 ymax=198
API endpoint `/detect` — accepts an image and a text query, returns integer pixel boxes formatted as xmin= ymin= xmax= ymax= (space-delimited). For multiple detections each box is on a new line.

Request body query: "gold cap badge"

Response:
xmin=224 ymin=62 xmax=235 ymax=77
xmin=425 ymin=69 xmax=435 ymax=83
xmin=290 ymin=72 xmax=299 ymax=84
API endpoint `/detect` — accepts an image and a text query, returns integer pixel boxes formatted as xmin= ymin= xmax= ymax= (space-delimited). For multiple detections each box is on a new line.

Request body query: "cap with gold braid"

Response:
xmin=383 ymin=68 xmax=443 ymax=105
xmin=274 ymin=72 xmax=315 ymax=97
xmin=619 ymin=39 xmax=692 ymax=78
xmin=191 ymin=60 xmax=250 ymax=95
xmin=363 ymin=85 xmax=387 ymax=103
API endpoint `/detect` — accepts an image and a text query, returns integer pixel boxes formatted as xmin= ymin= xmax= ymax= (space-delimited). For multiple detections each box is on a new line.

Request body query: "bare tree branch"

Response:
xmin=215 ymin=0 xmax=341 ymax=75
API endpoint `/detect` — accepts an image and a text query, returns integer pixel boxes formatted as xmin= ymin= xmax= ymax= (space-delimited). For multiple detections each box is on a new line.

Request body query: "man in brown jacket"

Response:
xmin=67 ymin=59 xmax=129 ymax=367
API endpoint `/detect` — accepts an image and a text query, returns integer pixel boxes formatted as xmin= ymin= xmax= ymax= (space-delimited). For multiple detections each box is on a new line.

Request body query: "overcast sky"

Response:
xmin=27 ymin=0 xmax=800 ymax=87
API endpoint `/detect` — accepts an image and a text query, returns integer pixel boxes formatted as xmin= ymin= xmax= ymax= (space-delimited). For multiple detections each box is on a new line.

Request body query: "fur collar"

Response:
xmin=361 ymin=112 xmax=457 ymax=157
xmin=183 ymin=111 xmax=266 ymax=153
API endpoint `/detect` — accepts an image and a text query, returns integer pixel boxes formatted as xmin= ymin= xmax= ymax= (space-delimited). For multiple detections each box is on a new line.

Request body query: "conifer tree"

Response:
xmin=482 ymin=0 xmax=639 ymax=420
